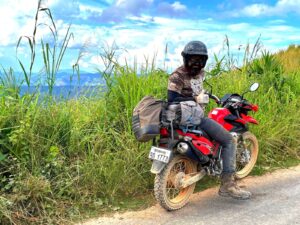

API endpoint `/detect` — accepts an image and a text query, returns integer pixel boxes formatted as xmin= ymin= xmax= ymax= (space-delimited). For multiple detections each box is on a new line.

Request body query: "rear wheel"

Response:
xmin=154 ymin=155 xmax=197 ymax=211
xmin=235 ymin=132 xmax=259 ymax=179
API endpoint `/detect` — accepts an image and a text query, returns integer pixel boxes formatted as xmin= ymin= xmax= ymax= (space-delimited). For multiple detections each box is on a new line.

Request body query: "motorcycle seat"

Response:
xmin=182 ymin=127 xmax=211 ymax=140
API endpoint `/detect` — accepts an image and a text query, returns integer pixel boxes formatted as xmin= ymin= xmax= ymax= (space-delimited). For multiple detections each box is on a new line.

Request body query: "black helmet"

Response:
xmin=181 ymin=41 xmax=208 ymax=57
xmin=181 ymin=41 xmax=208 ymax=71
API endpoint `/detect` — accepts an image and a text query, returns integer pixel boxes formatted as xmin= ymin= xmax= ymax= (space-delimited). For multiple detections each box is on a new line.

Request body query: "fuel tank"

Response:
xmin=208 ymin=108 xmax=234 ymax=131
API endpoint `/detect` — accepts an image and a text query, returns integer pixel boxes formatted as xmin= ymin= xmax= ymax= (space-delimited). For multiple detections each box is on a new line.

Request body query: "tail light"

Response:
xmin=160 ymin=128 xmax=168 ymax=136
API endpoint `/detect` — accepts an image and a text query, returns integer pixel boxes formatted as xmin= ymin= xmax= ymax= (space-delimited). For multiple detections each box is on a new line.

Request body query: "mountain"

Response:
xmin=20 ymin=85 xmax=105 ymax=99
xmin=1 ymin=71 xmax=106 ymax=98
xmin=2 ymin=70 xmax=103 ymax=86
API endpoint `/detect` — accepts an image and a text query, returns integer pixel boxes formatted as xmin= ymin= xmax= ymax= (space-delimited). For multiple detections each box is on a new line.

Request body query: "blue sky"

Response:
xmin=0 ymin=0 xmax=300 ymax=74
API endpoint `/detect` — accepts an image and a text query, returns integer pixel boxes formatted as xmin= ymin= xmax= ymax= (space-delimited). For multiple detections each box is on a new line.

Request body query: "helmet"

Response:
xmin=181 ymin=41 xmax=208 ymax=57
xmin=181 ymin=41 xmax=208 ymax=71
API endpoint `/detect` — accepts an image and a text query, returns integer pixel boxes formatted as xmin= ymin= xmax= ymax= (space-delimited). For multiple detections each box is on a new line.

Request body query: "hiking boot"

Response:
xmin=218 ymin=173 xmax=251 ymax=200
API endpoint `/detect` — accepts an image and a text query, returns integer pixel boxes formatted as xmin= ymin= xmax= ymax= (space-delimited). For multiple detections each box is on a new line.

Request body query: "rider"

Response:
xmin=168 ymin=40 xmax=252 ymax=200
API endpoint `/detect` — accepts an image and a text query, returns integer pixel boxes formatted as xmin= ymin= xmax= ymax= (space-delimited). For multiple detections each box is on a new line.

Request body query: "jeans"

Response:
xmin=198 ymin=117 xmax=236 ymax=174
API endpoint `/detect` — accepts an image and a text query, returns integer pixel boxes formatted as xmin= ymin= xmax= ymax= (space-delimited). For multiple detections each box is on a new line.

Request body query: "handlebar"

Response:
xmin=207 ymin=93 xmax=221 ymax=105
xmin=207 ymin=93 xmax=247 ymax=108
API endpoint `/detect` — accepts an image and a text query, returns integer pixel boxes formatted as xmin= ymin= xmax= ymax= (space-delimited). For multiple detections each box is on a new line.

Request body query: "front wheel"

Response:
xmin=154 ymin=155 xmax=197 ymax=211
xmin=235 ymin=132 xmax=259 ymax=179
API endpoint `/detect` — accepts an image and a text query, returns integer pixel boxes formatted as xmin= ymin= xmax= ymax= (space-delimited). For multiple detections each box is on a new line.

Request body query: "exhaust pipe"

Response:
xmin=177 ymin=142 xmax=189 ymax=154
xmin=176 ymin=141 xmax=209 ymax=164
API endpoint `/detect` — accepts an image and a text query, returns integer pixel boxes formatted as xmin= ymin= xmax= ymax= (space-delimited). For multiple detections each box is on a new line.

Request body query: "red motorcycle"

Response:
xmin=149 ymin=83 xmax=260 ymax=210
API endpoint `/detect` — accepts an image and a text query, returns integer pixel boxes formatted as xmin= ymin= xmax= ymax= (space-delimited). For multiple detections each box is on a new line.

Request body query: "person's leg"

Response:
xmin=199 ymin=117 xmax=251 ymax=200
xmin=198 ymin=117 xmax=236 ymax=173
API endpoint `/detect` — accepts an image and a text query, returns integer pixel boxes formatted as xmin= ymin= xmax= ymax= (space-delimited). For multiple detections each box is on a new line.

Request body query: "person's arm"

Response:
xmin=168 ymin=90 xmax=195 ymax=102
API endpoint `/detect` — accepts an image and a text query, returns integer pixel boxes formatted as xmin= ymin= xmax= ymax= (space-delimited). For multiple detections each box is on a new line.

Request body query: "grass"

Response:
xmin=0 ymin=1 xmax=300 ymax=224
xmin=275 ymin=45 xmax=300 ymax=73
xmin=0 ymin=47 xmax=299 ymax=224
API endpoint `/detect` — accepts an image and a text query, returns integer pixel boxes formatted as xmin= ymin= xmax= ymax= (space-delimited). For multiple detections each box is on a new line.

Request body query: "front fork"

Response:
xmin=232 ymin=132 xmax=250 ymax=164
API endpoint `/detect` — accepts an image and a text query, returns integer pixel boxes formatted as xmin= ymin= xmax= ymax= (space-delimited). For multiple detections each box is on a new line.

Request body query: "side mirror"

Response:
xmin=250 ymin=83 xmax=259 ymax=92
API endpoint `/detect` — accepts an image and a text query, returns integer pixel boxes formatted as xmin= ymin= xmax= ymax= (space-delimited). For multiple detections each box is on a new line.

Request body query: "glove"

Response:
xmin=194 ymin=90 xmax=209 ymax=104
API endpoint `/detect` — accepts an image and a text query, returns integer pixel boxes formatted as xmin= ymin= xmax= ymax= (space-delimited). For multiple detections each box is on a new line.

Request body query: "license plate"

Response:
xmin=149 ymin=146 xmax=171 ymax=163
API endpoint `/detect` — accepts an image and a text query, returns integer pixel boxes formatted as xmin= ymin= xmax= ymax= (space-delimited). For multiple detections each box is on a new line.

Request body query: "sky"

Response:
xmin=0 ymin=0 xmax=300 ymax=74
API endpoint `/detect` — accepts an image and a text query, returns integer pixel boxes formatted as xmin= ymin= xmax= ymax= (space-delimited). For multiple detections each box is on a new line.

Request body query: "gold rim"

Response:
xmin=236 ymin=133 xmax=258 ymax=179
xmin=165 ymin=158 xmax=196 ymax=204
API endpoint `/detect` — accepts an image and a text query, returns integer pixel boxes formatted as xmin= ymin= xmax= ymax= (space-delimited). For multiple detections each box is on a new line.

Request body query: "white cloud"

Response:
xmin=62 ymin=17 xmax=220 ymax=70
xmin=1 ymin=1 xmax=300 ymax=73
xmin=276 ymin=0 xmax=300 ymax=12
xmin=157 ymin=1 xmax=187 ymax=17
xmin=241 ymin=4 xmax=270 ymax=17
xmin=0 ymin=1 xmax=37 ymax=46
xmin=227 ymin=23 xmax=250 ymax=32
xmin=268 ymin=19 xmax=286 ymax=24
xmin=115 ymin=0 xmax=126 ymax=7
xmin=235 ymin=0 xmax=300 ymax=17
xmin=266 ymin=25 xmax=294 ymax=32
xmin=98 ymin=0 xmax=154 ymax=22
xmin=47 ymin=15 xmax=300 ymax=72
xmin=171 ymin=2 xmax=187 ymax=11
xmin=79 ymin=3 xmax=103 ymax=15
xmin=0 ymin=0 xmax=70 ymax=47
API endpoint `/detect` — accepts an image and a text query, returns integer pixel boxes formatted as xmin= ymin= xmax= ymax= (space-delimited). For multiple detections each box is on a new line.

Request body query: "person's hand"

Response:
xmin=194 ymin=90 xmax=209 ymax=104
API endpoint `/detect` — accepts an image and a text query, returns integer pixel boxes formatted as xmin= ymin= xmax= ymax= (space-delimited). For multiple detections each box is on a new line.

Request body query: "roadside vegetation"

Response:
xmin=0 ymin=1 xmax=299 ymax=224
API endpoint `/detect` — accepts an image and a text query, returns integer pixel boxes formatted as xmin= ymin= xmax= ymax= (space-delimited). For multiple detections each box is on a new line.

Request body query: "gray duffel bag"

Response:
xmin=166 ymin=101 xmax=204 ymax=126
xmin=132 ymin=96 xmax=165 ymax=142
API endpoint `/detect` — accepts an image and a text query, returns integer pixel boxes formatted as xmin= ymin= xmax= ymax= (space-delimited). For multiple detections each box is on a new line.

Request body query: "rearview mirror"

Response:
xmin=250 ymin=83 xmax=259 ymax=92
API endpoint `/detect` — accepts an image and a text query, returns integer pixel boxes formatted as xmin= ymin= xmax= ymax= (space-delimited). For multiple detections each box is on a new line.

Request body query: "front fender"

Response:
xmin=150 ymin=160 xmax=167 ymax=174
xmin=236 ymin=114 xmax=259 ymax=125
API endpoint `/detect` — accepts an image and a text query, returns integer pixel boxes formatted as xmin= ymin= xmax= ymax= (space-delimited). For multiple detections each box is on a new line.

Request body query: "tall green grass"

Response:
xmin=206 ymin=55 xmax=300 ymax=166
xmin=1 ymin=45 xmax=299 ymax=224
xmin=0 ymin=2 xmax=299 ymax=224
xmin=16 ymin=0 xmax=75 ymax=96
xmin=276 ymin=45 xmax=300 ymax=73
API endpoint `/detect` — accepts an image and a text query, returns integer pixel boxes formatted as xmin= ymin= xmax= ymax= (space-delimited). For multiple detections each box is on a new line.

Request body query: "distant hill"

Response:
xmin=3 ymin=71 xmax=105 ymax=98
xmin=5 ymin=70 xmax=103 ymax=86
xmin=20 ymin=85 xmax=105 ymax=99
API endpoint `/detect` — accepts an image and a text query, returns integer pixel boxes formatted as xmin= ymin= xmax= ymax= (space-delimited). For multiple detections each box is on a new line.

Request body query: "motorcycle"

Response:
xmin=148 ymin=82 xmax=260 ymax=210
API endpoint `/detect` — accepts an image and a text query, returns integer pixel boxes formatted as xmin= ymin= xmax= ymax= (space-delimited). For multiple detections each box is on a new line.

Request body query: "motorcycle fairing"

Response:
xmin=235 ymin=113 xmax=259 ymax=125
xmin=208 ymin=108 xmax=234 ymax=131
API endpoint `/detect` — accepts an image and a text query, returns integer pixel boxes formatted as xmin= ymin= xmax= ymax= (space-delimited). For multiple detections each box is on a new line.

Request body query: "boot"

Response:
xmin=218 ymin=173 xmax=251 ymax=200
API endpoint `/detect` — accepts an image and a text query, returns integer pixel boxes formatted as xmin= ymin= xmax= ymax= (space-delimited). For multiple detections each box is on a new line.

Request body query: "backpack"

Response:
xmin=132 ymin=96 xmax=166 ymax=142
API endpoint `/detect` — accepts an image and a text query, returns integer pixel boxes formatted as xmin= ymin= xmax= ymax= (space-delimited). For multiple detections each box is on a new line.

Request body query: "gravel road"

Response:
xmin=79 ymin=165 xmax=300 ymax=225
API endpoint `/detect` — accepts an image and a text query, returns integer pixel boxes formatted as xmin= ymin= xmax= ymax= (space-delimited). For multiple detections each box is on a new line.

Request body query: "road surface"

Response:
xmin=79 ymin=165 xmax=300 ymax=225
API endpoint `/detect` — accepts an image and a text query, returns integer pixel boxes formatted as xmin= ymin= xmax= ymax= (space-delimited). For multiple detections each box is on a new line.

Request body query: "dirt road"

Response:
xmin=79 ymin=165 xmax=300 ymax=225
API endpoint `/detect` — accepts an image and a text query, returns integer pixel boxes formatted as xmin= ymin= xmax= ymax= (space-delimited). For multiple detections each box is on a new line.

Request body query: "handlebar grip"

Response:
xmin=208 ymin=94 xmax=221 ymax=105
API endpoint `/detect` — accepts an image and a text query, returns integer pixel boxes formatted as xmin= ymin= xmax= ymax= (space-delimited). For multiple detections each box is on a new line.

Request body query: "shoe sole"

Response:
xmin=218 ymin=191 xmax=251 ymax=200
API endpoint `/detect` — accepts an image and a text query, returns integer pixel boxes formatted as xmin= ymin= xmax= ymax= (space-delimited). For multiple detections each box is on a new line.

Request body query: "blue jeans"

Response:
xmin=199 ymin=117 xmax=236 ymax=174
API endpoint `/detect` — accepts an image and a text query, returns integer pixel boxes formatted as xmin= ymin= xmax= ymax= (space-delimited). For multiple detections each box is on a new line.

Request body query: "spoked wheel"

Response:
xmin=154 ymin=155 xmax=198 ymax=211
xmin=235 ymin=132 xmax=259 ymax=179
